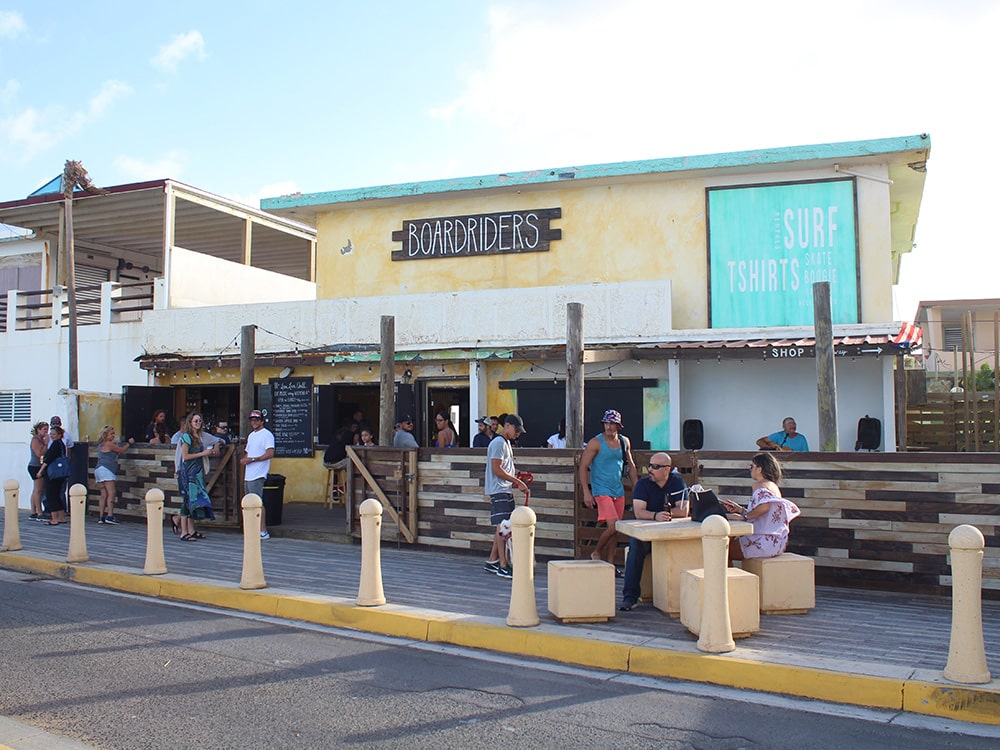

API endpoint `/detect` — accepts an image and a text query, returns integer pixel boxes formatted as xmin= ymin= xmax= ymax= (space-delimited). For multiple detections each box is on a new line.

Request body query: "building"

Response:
xmin=0 ymin=135 xmax=931 ymax=502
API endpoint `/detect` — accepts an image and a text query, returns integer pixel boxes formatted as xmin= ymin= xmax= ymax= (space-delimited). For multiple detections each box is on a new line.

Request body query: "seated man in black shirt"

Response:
xmin=619 ymin=452 xmax=688 ymax=611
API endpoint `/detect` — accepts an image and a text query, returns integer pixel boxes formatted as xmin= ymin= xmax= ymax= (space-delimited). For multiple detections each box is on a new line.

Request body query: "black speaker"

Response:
xmin=682 ymin=419 xmax=704 ymax=450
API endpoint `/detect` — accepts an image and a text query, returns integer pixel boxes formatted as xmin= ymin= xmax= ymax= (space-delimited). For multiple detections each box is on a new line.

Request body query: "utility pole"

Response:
xmin=240 ymin=325 xmax=256 ymax=439
xmin=60 ymin=160 xmax=106 ymax=390
xmin=379 ymin=316 xmax=395 ymax=446
xmin=566 ymin=303 xmax=584 ymax=449
xmin=813 ymin=282 xmax=839 ymax=450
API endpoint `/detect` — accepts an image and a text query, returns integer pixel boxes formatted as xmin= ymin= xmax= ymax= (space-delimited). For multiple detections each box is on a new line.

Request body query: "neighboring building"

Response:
xmin=914 ymin=298 xmax=1000 ymax=389
xmin=0 ymin=135 xmax=931 ymax=503
xmin=0 ymin=179 xmax=317 ymax=488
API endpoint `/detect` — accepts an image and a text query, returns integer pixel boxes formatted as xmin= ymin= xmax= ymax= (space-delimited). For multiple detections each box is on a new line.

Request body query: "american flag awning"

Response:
xmin=891 ymin=322 xmax=923 ymax=349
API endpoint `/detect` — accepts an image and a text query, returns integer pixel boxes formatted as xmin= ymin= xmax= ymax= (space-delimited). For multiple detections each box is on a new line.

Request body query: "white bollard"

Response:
xmin=2 ymin=479 xmax=22 ymax=552
xmin=239 ymin=494 xmax=267 ymax=589
xmin=697 ymin=515 xmax=735 ymax=653
xmin=357 ymin=498 xmax=386 ymax=606
xmin=66 ymin=483 xmax=89 ymax=563
xmin=143 ymin=488 xmax=167 ymax=575
xmin=506 ymin=505 xmax=539 ymax=627
xmin=944 ymin=524 xmax=991 ymax=683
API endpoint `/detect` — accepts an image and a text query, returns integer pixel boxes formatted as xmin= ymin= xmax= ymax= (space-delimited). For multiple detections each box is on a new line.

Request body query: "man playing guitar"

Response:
xmin=756 ymin=417 xmax=809 ymax=452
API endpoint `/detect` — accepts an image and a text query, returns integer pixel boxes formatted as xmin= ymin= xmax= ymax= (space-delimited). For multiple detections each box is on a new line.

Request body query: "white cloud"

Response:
xmin=151 ymin=30 xmax=207 ymax=72
xmin=0 ymin=10 xmax=26 ymax=38
xmin=114 ymin=150 xmax=188 ymax=182
xmin=0 ymin=80 xmax=132 ymax=164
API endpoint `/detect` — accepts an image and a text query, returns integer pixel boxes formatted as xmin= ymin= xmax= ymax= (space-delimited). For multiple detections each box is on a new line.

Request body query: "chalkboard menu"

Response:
xmin=268 ymin=377 xmax=314 ymax=457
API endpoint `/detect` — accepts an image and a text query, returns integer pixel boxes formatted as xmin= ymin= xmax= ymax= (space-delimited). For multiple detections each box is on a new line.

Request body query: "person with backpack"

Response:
xmin=579 ymin=409 xmax=638 ymax=567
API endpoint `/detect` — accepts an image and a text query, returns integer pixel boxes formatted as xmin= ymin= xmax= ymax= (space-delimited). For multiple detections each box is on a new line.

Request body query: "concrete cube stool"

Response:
xmin=547 ymin=560 xmax=616 ymax=623
xmin=679 ymin=567 xmax=760 ymax=638
xmin=741 ymin=553 xmax=815 ymax=614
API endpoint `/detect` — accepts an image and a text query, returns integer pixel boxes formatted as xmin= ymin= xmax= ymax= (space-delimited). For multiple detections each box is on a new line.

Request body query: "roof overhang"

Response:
xmin=0 ymin=179 xmax=317 ymax=280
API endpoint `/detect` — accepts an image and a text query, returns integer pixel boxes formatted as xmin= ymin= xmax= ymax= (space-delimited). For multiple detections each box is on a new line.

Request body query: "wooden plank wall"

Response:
xmin=84 ymin=443 xmax=240 ymax=521
xmin=696 ymin=451 xmax=1000 ymax=597
xmin=408 ymin=448 xmax=577 ymax=558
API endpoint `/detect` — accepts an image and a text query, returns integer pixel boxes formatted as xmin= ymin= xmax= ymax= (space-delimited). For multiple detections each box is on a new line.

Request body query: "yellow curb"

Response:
xmin=274 ymin=595 xmax=434 ymax=640
xmin=903 ymin=677 xmax=1000 ymax=725
xmin=427 ymin=618 xmax=632 ymax=671
xmin=629 ymin=643 xmax=905 ymax=709
xmin=157 ymin=578 xmax=281 ymax=617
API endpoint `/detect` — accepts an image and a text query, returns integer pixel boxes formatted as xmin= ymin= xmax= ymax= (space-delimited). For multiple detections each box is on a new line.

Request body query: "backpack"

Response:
xmin=855 ymin=415 xmax=881 ymax=451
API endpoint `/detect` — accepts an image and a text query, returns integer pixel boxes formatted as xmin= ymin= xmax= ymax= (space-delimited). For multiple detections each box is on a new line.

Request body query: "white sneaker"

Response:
xmin=260 ymin=530 xmax=270 ymax=540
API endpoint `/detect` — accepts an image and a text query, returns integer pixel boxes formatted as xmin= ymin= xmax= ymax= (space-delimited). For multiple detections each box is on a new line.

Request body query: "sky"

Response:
xmin=1 ymin=0 xmax=998 ymax=320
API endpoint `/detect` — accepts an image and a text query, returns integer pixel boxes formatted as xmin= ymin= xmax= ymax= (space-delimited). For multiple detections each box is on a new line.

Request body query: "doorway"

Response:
xmin=423 ymin=381 xmax=470 ymax=447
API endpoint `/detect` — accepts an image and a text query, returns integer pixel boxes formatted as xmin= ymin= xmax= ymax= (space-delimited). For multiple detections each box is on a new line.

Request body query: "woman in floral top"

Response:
xmin=722 ymin=452 xmax=800 ymax=560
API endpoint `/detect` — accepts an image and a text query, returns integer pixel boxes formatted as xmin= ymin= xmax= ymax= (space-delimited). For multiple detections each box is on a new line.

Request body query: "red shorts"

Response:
xmin=594 ymin=495 xmax=625 ymax=523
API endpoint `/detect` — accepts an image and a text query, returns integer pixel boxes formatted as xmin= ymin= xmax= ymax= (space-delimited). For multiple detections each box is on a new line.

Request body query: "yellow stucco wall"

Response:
xmin=314 ymin=171 xmax=893 ymax=328
xmin=77 ymin=393 xmax=122 ymax=444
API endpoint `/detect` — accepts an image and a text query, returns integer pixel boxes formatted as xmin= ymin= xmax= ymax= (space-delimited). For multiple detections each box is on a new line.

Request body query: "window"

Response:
xmin=943 ymin=326 xmax=964 ymax=350
xmin=0 ymin=390 xmax=31 ymax=422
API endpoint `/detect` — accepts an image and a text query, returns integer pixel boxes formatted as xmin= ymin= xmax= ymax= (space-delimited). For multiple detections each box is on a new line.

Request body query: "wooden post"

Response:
xmin=994 ymin=312 xmax=998 ymax=451
xmin=813 ymin=282 xmax=838 ymax=451
xmin=64 ymin=191 xmax=79 ymax=390
xmin=379 ymin=316 xmax=395 ymax=446
xmin=895 ymin=353 xmax=907 ymax=451
xmin=962 ymin=311 xmax=972 ymax=452
xmin=240 ymin=325 xmax=255 ymax=438
xmin=566 ymin=303 xmax=584 ymax=450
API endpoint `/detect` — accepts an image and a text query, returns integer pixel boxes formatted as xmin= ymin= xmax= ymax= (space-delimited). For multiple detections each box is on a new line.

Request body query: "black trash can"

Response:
xmin=261 ymin=474 xmax=285 ymax=526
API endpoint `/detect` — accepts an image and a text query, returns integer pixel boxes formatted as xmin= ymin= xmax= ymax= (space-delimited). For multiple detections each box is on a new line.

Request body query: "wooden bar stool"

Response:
xmin=324 ymin=462 xmax=348 ymax=508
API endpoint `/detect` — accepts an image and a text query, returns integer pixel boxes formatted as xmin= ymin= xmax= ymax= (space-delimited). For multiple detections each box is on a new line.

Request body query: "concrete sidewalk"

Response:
xmin=1 ymin=510 xmax=998 ymax=725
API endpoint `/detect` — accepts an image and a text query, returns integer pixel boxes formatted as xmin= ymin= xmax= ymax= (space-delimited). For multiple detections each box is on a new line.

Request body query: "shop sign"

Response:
xmin=391 ymin=208 xmax=561 ymax=261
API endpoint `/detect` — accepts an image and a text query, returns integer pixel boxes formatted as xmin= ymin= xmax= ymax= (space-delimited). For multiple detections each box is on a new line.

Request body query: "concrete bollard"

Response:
xmin=143 ymin=488 xmax=167 ymax=575
xmin=66 ymin=483 xmax=89 ymax=563
xmin=357 ymin=498 xmax=386 ymax=606
xmin=697 ymin=514 xmax=735 ymax=653
xmin=944 ymin=524 xmax=991 ymax=684
xmin=2 ymin=479 xmax=22 ymax=552
xmin=506 ymin=505 xmax=539 ymax=627
xmin=239 ymin=494 xmax=267 ymax=590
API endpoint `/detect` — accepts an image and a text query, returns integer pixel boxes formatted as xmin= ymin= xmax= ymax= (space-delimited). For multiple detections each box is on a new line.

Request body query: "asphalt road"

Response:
xmin=0 ymin=569 xmax=995 ymax=750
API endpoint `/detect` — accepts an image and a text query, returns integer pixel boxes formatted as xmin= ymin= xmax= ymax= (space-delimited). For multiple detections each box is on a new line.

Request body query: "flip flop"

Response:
xmin=180 ymin=533 xmax=197 ymax=541
xmin=170 ymin=515 xmax=181 ymax=535
xmin=191 ymin=532 xmax=206 ymax=539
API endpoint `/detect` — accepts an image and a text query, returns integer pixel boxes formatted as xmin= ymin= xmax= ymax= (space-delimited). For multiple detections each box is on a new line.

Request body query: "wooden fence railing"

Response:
xmin=907 ymin=392 xmax=999 ymax=451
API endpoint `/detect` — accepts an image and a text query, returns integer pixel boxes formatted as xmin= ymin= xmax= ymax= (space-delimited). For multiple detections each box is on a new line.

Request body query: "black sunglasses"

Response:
xmin=648 ymin=463 xmax=671 ymax=470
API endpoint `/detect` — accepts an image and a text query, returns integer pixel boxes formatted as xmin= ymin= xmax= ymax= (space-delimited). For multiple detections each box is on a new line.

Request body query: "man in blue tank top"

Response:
xmin=579 ymin=409 xmax=637 ymax=566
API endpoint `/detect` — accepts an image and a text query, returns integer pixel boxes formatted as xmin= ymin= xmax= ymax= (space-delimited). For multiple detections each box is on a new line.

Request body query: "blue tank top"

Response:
xmin=590 ymin=433 xmax=624 ymax=497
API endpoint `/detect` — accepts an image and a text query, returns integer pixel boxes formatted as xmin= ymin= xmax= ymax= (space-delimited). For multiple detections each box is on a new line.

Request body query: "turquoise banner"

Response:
xmin=708 ymin=179 xmax=858 ymax=327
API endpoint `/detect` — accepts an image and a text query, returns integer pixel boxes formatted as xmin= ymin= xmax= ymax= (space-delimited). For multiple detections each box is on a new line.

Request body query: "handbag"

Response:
xmin=47 ymin=456 xmax=71 ymax=479
xmin=688 ymin=484 xmax=728 ymax=522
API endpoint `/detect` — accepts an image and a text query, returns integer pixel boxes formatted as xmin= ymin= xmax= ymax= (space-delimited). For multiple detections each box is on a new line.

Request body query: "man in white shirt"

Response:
xmin=240 ymin=410 xmax=275 ymax=539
